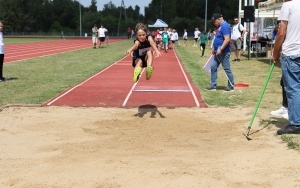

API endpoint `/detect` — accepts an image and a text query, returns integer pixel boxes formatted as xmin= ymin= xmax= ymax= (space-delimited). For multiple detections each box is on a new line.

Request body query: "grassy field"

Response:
xmin=0 ymin=38 xmax=299 ymax=150
xmin=4 ymin=37 xmax=61 ymax=44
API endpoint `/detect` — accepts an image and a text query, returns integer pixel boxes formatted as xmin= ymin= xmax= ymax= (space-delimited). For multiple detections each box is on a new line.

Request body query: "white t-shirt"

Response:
xmin=231 ymin=23 xmax=244 ymax=40
xmin=194 ymin=30 xmax=201 ymax=39
xmin=171 ymin=32 xmax=178 ymax=41
xmin=0 ymin=32 xmax=4 ymax=54
xmin=183 ymin=31 xmax=187 ymax=39
xmin=98 ymin=27 xmax=108 ymax=37
xmin=278 ymin=0 xmax=300 ymax=56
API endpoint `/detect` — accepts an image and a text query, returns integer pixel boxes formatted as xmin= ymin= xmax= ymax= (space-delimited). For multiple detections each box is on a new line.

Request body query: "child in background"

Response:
xmin=161 ymin=28 xmax=169 ymax=53
xmin=170 ymin=29 xmax=179 ymax=48
xmin=0 ymin=20 xmax=5 ymax=82
xmin=183 ymin=29 xmax=188 ymax=47
xmin=126 ymin=23 xmax=161 ymax=83
xmin=200 ymin=31 xmax=208 ymax=57
xmin=92 ymin=24 xmax=98 ymax=49
xmin=193 ymin=28 xmax=201 ymax=47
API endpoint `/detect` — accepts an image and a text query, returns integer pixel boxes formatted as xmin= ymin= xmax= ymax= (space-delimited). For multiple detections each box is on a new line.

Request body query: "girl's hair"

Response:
xmin=0 ymin=20 xmax=3 ymax=24
xmin=135 ymin=22 xmax=148 ymax=33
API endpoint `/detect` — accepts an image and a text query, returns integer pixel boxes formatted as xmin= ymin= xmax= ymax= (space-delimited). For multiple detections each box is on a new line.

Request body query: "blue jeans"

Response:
xmin=281 ymin=54 xmax=300 ymax=126
xmin=210 ymin=52 xmax=234 ymax=89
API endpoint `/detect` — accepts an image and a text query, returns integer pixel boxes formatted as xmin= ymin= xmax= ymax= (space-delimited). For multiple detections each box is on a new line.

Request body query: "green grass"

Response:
xmin=281 ymin=135 xmax=300 ymax=151
xmin=4 ymin=37 xmax=60 ymax=44
xmin=0 ymin=38 xmax=299 ymax=151
xmin=0 ymin=39 xmax=130 ymax=105
xmin=175 ymin=41 xmax=283 ymax=109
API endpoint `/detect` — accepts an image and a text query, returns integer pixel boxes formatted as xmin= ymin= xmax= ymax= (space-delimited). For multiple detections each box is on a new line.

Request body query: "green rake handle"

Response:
xmin=248 ymin=63 xmax=275 ymax=129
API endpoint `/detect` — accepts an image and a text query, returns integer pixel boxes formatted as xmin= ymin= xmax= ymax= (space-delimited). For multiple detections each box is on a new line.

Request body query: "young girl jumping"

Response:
xmin=126 ymin=23 xmax=161 ymax=83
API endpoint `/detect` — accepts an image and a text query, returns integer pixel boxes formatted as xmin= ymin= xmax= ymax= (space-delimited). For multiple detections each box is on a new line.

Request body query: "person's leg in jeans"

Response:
xmin=210 ymin=55 xmax=221 ymax=89
xmin=281 ymin=54 xmax=300 ymax=125
xmin=219 ymin=52 xmax=234 ymax=89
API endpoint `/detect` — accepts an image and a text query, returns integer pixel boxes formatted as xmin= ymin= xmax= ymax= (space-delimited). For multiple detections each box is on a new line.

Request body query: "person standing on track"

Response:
xmin=161 ymin=27 xmax=169 ymax=53
xmin=98 ymin=24 xmax=108 ymax=48
xmin=126 ymin=22 xmax=161 ymax=83
xmin=0 ymin=20 xmax=5 ymax=82
xmin=92 ymin=24 xmax=98 ymax=49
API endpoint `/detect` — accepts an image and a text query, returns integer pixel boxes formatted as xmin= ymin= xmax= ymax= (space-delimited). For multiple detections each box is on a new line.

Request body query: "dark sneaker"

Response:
xmin=205 ymin=87 xmax=216 ymax=91
xmin=237 ymin=59 xmax=241 ymax=62
xmin=0 ymin=77 xmax=5 ymax=82
xmin=277 ymin=125 xmax=300 ymax=135
xmin=233 ymin=59 xmax=238 ymax=61
xmin=223 ymin=87 xmax=234 ymax=92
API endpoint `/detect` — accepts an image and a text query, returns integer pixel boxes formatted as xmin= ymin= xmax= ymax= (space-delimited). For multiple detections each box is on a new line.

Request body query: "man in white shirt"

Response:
xmin=273 ymin=0 xmax=300 ymax=135
xmin=231 ymin=17 xmax=246 ymax=62
xmin=98 ymin=25 xmax=108 ymax=48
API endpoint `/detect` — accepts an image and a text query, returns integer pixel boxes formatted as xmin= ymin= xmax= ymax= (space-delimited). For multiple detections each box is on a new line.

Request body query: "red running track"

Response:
xmin=4 ymin=38 xmax=119 ymax=63
xmin=44 ymin=48 xmax=207 ymax=108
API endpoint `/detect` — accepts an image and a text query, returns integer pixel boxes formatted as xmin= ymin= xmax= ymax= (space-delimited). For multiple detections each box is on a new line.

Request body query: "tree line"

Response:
xmin=0 ymin=0 xmax=261 ymax=36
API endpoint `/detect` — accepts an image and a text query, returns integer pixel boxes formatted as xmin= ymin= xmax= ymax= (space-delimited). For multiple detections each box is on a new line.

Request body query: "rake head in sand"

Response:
xmin=243 ymin=63 xmax=275 ymax=141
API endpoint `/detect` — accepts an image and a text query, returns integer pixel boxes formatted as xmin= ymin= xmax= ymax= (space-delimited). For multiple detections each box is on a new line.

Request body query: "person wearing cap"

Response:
xmin=206 ymin=13 xmax=234 ymax=92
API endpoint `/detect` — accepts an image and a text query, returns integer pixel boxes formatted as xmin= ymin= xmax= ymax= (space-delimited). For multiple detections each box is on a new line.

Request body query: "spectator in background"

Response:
xmin=127 ymin=28 xmax=132 ymax=39
xmin=272 ymin=22 xmax=279 ymax=42
xmin=92 ymin=24 xmax=98 ymax=49
xmin=211 ymin=29 xmax=217 ymax=49
xmin=183 ymin=29 xmax=188 ymax=47
xmin=170 ymin=29 xmax=178 ymax=48
xmin=200 ymin=31 xmax=208 ymax=57
xmin=161 ymin=27 xmax=169 ymax=53
xmin=207 ymin=29 xmax=212 ymax=46
xmin=193 ymin=28 xmax=201 ymax=47
xmin=273 ymin=0 xmax=300 ymax=135
xmin=0 ymin=20 xmax=5 ymax=82
xmin=206 ymin=13 xmax=234 ymax=92
xmin=98 ymin=24 xmax=108 ymax=48
xmin=231 ymin=17 xmax=246 ymax=62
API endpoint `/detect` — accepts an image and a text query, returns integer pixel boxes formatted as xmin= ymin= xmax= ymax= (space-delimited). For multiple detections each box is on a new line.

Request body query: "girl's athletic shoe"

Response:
xmin=146 ymin=66 xmax=153 ymax=80
xmin=133 ymin=67 xmax=142 ymax=83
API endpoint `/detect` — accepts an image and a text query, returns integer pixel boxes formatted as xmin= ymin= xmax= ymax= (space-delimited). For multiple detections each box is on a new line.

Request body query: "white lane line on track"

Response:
xmin=122 ymin=68 xmax=145 ymax=107
xmin=173 ymin=48 xmax=200 ymax=107
xmin=46 ymin=55 xmax=129 ymax=106
xmin=132 ymin=89 xmax=192 ymax=92
xmin=122 ymin=48 xmax=200 ymax=107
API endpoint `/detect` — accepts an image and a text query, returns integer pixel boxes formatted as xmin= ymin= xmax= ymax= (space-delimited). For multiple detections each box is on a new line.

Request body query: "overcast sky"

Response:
xmin=80 ymin=0 xmax=152 ymax=14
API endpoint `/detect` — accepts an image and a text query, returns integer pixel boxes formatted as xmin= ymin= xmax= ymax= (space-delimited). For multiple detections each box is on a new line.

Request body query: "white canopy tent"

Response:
xmin=148 ymin=19 xmax=168 ymax=28
xmin=238 ymin=0 xmax=284 ymax=56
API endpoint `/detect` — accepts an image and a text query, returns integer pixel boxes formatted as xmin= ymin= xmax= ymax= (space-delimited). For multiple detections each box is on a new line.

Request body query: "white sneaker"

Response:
xmin=270 ymin=106 xmax=288 ymax=116
xmin=282 ymin=113 xmax=289 ymax=120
